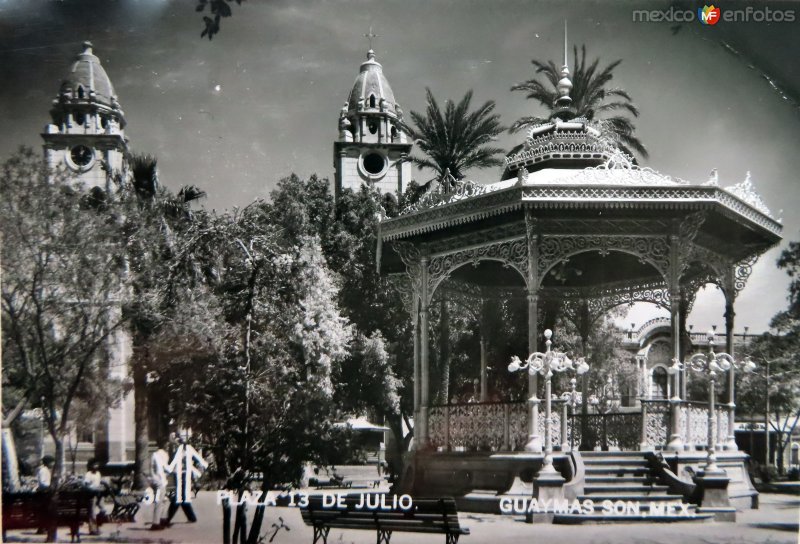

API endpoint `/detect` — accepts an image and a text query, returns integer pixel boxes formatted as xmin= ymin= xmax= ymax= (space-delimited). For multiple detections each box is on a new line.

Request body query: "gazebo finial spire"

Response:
xmin=554 ymin=20 xmax=574 ymax=116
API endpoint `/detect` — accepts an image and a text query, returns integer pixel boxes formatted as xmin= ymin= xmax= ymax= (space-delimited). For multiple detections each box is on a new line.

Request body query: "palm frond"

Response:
xmin=405 ymin=88 xmax=505 ymax=180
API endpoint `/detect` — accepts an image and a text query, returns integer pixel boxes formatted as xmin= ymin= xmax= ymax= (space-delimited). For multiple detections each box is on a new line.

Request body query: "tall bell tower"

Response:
xmin=42 ymin=41 xmax=128 ymax=191
xmin=41 ymin=41 xmax=134 ymax=464
xmin=334 ymin=47 xmax=412 ymax=199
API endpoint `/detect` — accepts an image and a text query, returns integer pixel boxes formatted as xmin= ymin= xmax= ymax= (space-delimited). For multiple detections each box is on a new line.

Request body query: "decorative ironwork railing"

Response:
xmin=568 ymin=411 xmax=642 ymax=452
xmin=679 ymin=401 xmax=729 ymax=449
xmin=428 ymin=401 xmax=526 ymax=452
xmin=428 ymin=398 xmax=736 ymax=453
xmin=641 ymin=400 xmax=671 ymax=448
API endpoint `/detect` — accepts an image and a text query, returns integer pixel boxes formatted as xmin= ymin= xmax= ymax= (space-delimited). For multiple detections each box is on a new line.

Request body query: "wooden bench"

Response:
xmin=300 ymin=495 xmax=469 ymax=544
xmin=2 ymin=490 xmax=94 ymax=542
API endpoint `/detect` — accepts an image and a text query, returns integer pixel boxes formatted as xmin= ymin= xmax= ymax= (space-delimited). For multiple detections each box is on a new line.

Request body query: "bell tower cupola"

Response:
xmin=42 ymin=41 xmax=128 ymax=191
xmin=334 ymin=40 xmax=412 ymax=199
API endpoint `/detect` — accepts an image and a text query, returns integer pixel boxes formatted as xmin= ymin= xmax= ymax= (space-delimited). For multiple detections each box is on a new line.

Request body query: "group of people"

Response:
xmin=149 ymin=436 xmax=208 ymax=531
xmin=31 ymin=433 xmax=208 ymax=535
xmin=32 ymin=454 xmax=104 ymax=535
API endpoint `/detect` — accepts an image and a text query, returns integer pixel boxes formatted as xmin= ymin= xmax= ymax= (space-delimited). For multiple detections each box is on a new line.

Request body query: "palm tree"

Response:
xmin=123 ymin=153 xmax=208 ymax=489
xmin=402 ymin=88 xmax=506 ymax=185
xmin=510 ymin=45 xmax=648 ymax=160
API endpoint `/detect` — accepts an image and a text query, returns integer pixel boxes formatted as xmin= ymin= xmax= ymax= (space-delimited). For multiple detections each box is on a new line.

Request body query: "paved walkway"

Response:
xmin=3 ymin=492 xmax=798 ymax=543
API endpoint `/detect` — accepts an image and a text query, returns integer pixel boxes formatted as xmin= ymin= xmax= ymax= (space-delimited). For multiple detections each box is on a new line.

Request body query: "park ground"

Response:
xmin=2 ymin=491 xmax=798 ymax=544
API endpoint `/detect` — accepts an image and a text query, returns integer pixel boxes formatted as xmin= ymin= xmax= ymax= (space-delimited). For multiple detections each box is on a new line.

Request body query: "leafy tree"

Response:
xmin=401 ymin=89 xmax=506 ymax=184
xmin=160 ymin=199 xmax=353 ymax=544
xmin=734 ymin=240 xmax=800 ymax=473
xmin=1 ymin=149 xmax=124 ymax=496
xmin=510 ymin=45 xmax=648 ymax=160
xmin=265 ymin=176 xmax=416 ymax=463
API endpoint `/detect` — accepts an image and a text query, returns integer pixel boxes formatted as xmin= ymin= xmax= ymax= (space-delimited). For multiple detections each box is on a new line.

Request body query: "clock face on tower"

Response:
xmin=69 ymin=145 xmax=94 ymax=170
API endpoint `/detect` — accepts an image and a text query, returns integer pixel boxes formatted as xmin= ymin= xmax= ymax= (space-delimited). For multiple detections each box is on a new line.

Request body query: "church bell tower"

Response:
xmin=334 ymin=48 xmax=412 ymax=199
xmin=42 ymin=41 xmax=128 ymax=191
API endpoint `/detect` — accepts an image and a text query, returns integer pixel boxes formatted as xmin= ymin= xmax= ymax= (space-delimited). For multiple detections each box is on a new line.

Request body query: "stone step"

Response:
xmin=582 ymin=458 xmax=650 ymax=466
xmin=583 ymin=485 xmax=670 ymax=495
xmin=579 ymin=494 xmax=685 ymax=502
xmin=581 ymin=451 xmax=648 ymax=457
xmin=552 ymin=513 xmax=714 ymax=525
xmin=585 ymin=476 xmax=654 ymax=485
xmin=580 ymin=502 xmax=699 ymax=513
xmin=585 ymin=466 xmax=651 ymax=475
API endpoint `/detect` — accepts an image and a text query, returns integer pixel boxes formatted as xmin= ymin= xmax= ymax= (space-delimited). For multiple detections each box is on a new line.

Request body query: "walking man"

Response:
xmin=150 ymin=439 xmax=171 ymax=530
xmin=166 ymin=435 xmax=208 ymax=524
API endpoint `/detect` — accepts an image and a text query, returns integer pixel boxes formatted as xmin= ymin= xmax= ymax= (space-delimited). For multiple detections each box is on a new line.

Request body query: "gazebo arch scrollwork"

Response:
xmin=536 ymin=234 xmax=671 ymax=288
xmin=426 ymin=237 xmax=529 ymax=304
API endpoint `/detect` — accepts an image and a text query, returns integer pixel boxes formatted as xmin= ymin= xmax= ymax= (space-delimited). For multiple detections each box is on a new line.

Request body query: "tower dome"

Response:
xmin=346 ymin=50 xmax=399 ymax=117
xmin=43 ymin=41 xmax=128 ymax=191
xmin=334 ymin=47 xmax=412 ymax=199
xmin=50 ymin=41 xmax=126 ymax=128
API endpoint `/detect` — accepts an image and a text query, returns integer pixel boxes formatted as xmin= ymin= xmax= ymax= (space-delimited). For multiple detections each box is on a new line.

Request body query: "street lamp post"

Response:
xmin=509 ymin=329 xmax=590 ymax=473
xmin=683 ymin=329 xmax=755 ymax=472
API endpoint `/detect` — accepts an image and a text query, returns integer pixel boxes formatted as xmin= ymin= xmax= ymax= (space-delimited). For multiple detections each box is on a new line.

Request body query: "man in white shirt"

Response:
xmin=150 ymin=440 xmax=171 ymax=530
xmin=84 ymin=458 xmax=104 ymax=535
xmin=36 ymin=455 xmax=54 ymax=490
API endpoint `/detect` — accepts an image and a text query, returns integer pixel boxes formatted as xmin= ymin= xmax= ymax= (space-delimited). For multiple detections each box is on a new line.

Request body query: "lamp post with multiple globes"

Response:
xmin=509 ymin=329 xmax=590 ymax=473
xmin=681 ymin=329 xmax=755 ymax=472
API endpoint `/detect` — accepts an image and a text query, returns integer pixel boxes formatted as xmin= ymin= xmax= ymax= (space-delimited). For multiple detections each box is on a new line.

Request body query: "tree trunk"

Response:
xmin=133 ymin=358 xmax=149 ymax=490
xmin=222 ymin=497 xmax=232 ymax=544
xmin=246 ymin=479 xmax=268 ymax=544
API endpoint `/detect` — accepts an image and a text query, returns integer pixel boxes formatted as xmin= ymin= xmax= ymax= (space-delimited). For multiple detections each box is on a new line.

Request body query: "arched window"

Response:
xmin=391 ymin=126 xmax=398 ymax=141
xmin=369 ymin=95 xmax=376 ymax=108
xmin=77 ymin=86 xmax=85 ymax=99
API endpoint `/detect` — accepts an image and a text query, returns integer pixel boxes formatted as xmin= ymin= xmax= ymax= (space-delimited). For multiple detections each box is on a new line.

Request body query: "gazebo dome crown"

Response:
xmin=502 ymin=23 xmax=622 ymax=179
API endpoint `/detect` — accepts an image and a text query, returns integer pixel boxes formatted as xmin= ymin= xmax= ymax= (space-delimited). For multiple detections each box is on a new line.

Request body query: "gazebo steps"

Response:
xmin=583 ymin=484 xmax=670 ymax=495
xmin=585 ymin=466 xmax=651 ymax=477
xmin=581 ymin=451 xmax=649 ymax=457
xmin=585 ymin=476 xmax=654 ymax=485
xmin=553 ymin=513 xmax=714 ymax=525
xmin=579 ymin=457 xmax=650 ymax=466
xmin=578 ymin=493 xmax=685 ymax=503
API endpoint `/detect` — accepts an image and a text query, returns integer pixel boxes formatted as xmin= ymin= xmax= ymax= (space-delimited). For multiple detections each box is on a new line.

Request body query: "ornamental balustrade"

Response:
xmin=428 ymin=398 xmax=729 ymax=453
xmin=678 ymin=401 xmax=729 ymax=449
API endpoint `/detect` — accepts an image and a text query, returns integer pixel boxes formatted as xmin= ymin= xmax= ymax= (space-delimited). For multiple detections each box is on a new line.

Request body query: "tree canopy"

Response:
xmin=401 ymin=89 xmax=506 ymax=183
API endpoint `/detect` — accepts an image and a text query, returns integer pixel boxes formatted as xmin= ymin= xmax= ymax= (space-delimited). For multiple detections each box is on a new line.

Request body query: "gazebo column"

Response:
xmin=679 ymin=293 xmax=690 ymax=400
xmin=525 ymin=212 xmax=542 ymax=452
xmin=479 ymin=332 xmax=488 ymax=402
xmin=665 ymin=233 xmax=684 ymax=451
xmin=418 ymin=257 xmax=430 ymax=449
xmin=412 ymin=295 xmax=421 ymax=450
xmin=526 ymin=293 xmax=542 ymax=452
xmin=577 ymin=299 xmax=591 ymax=451
xmin=724 ymin=286 xmax=738 ymax=451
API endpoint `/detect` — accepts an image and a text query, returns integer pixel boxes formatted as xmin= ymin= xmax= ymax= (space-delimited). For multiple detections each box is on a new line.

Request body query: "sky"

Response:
xmin=0 ymin=0 xmax=798 ymax=335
